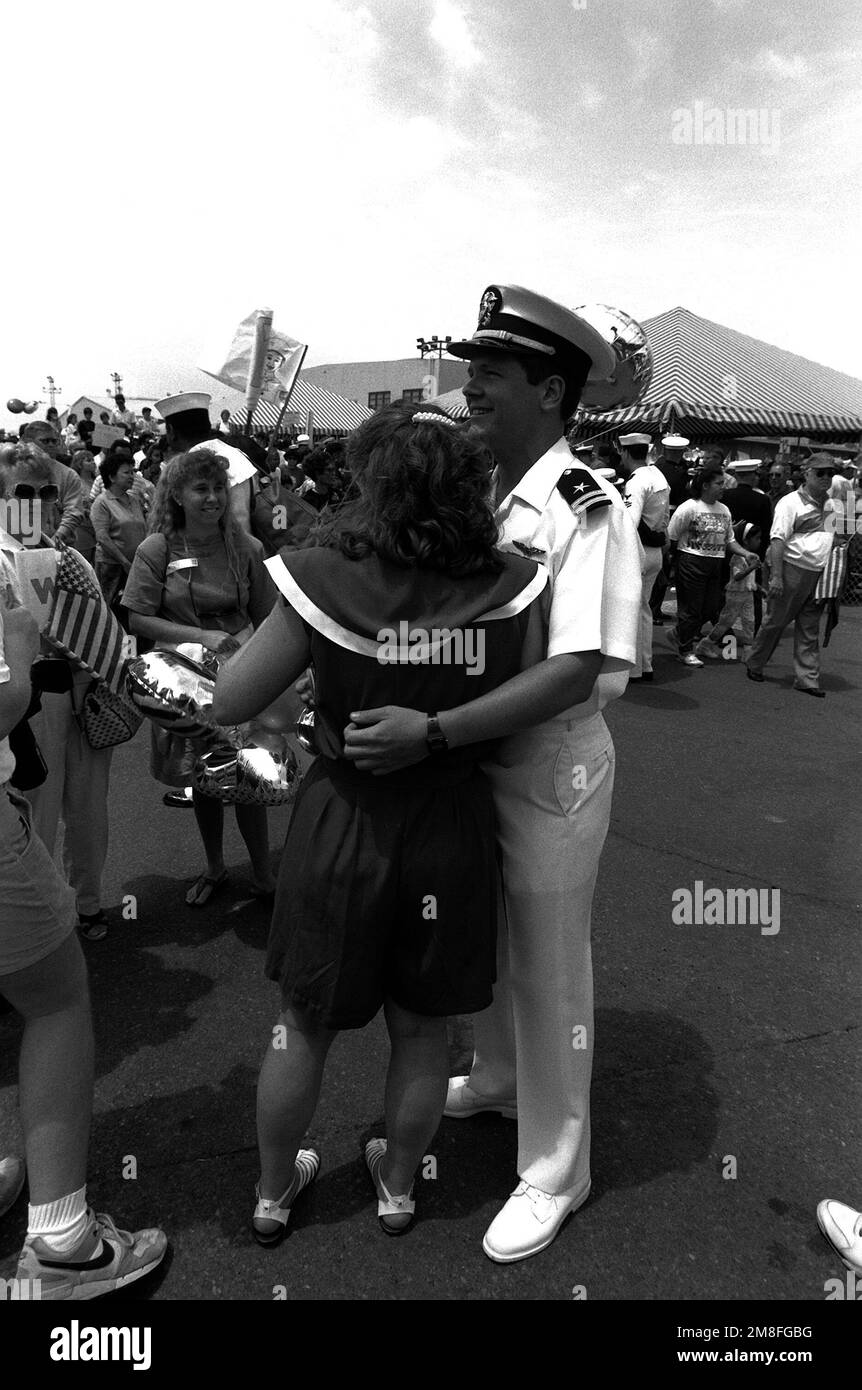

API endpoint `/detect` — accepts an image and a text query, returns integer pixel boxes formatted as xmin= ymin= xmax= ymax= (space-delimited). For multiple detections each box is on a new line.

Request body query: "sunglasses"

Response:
xmin=810 ymin=469 xmax=833 ymax=478
xmin=13 ymin=483 xmax=59 ymax=501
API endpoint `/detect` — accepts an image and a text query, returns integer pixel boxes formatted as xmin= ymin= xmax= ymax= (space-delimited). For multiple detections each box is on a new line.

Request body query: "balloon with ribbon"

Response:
xmin=23 ymin=402 xmax=39 ymax=414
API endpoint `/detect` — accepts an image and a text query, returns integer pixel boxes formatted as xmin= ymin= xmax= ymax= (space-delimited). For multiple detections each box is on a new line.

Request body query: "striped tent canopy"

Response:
xmin=230 ymin=378 xmax=372 ymax=437
xmin=433 ymin=307 xmax=862 ymax=442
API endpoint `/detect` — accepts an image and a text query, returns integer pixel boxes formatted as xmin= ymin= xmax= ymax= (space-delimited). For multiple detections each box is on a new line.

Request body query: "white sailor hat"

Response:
xmin=595 ymin=466 xmax=621 ymax=482
xmin=725 ymin=455 xmax=760 ymax=473
xmin=618 ymin=432 xmax=651 ymax=447
xmin=573 ymin=442 xmax=594 ymax=455
xmin=448 ymin=284 xmax=617 ymax=382
xmin=661 ymin=433 xmax=690 ymax=449
xmin=154 ymin=392 xmax=211 ymax=419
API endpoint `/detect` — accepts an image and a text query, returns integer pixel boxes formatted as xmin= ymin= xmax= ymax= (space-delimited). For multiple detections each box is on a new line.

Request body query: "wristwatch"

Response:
xmin=425 ymin=713 xmax=449 ymax=755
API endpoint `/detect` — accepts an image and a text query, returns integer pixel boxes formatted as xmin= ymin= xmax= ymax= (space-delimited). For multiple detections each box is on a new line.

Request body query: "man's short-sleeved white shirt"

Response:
xmin=493 ymin=437 xmax=641 ymax=722
xmin=624 ymin=464 xmax=670 ymax=533
xmin=770 ymin=489 xmax=835 ymax=571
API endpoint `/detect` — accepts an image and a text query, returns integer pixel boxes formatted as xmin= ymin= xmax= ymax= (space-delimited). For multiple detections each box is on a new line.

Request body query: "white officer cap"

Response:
xmin=448 ymin=284 xmax=617 ymax=382
xmin=661 ymin=433 xmax=690 ymax=449
xmin=154 ymin=392 xmax=211 ymax=419
xmin=725 ymin=456 xmax=760 ymax=473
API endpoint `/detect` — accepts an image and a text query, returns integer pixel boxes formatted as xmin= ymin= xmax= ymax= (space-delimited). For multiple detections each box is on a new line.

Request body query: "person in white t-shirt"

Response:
xmin=618 ymin=432 xmax=670 ymax=681
xmin=667 ymin=465 xmax=751 ymax=667
xmin=745 ymin=457 xmax=836 ymax=696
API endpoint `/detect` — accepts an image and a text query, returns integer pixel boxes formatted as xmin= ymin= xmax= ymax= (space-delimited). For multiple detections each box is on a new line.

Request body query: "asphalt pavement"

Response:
xmin=1 ymin=607 xmax=860 ymax=1303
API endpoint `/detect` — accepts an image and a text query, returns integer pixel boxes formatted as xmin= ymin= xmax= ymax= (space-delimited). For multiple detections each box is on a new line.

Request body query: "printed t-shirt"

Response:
xmin=668 ymin=498 xmax=733 ymax=558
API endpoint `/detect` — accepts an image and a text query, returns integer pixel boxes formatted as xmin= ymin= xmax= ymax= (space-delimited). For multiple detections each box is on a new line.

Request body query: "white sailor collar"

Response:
xmin=495 ymin=437 xmax=579 ymax=513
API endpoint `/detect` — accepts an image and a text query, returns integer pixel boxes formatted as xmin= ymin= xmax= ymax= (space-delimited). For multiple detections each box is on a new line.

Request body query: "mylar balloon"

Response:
xmin=6 ymin=398 xmax=24 ymax=414
xmin=193 ymin=729 xmax=301 ymax=806
xmin=572 ymin=304 xmax=654 ymax=413
xmin=23 ymin=402 xmax=39 ymax=414
xmin=125 ymin=646 xmax=222 ymax=740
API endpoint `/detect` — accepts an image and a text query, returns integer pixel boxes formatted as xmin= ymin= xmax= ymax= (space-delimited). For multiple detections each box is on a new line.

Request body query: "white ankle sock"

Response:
xmin=28 ymin=1186 xmax=90 ymax=1251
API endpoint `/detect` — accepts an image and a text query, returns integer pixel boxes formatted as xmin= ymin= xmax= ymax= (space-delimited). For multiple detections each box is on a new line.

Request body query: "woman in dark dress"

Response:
xmin=214 ymin=403 xmax=547 ymax=1242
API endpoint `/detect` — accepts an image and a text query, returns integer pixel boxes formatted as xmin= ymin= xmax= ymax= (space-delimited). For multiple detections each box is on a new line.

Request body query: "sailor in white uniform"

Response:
xmin=343 ymin=285 xmax=641 ymax=1262
xmin=618 ymin=432 xmax=671 ymax=680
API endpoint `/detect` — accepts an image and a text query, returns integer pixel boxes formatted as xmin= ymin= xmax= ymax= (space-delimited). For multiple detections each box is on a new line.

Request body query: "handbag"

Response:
xmin=637 ymin=518 xmax=668 ymax=548
xmin=9 ymin=718 xmax=49 ymax=790
xmin=81 ymin=679 xmax=143 ymax=750
xmin=8 ymin=682 xmax=48 ymax=791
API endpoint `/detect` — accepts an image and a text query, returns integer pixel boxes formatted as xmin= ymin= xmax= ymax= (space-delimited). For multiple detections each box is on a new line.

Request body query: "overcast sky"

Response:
xmin=2 ymin=0 xmax=860 ymax=424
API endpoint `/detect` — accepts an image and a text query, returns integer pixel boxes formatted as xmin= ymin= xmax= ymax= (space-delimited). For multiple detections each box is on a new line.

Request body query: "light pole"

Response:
xmin=43 ymin=376 xmax=62 ymax=409
xmin=106 ymin=371 xmax=123 ymax=399
xmin=416 ymin=336 xmax=452 ymax=362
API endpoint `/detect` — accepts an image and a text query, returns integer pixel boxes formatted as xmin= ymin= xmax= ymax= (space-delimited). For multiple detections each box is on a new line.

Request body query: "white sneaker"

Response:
xmin=679 ymin=652 xmax=704 ymax=667
xmin=817 ymin=1200 xmax=862 ymax=1274
xmin=444 ymin=1076 xmax=517 ymax=1120
xmin=694 ymin=640 xmax=723 ymax=660
xmin=483 ymin=1178 xmax=591 ymax=1263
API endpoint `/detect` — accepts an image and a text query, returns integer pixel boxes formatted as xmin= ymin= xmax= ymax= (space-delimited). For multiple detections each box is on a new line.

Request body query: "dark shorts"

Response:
xmin=265 ymin=757 xmax=500 ymax=1029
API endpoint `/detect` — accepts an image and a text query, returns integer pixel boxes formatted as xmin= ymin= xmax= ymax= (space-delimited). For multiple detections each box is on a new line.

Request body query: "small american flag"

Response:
xmin=44 ymin=541 xmax=127 ymax=693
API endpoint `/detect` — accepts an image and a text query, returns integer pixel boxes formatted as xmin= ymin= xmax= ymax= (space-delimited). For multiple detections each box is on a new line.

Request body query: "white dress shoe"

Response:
xmin=444 ymin=1076 xmax=517 ymax=1120
xmin=483 ymin=1177 xmax=591 ymax=1263
xmin=817 ymin=1200 xmax=862 ymax=1274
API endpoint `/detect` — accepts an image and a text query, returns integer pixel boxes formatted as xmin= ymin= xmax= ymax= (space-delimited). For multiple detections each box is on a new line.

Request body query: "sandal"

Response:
xmin=79 ymin=911 xmax=108 ymax=941
xmin=252 ymin=1149 xmax=320 ymax=1246
xmin=185 ymin=871 xmax=229 ymax=908
xmin=365 ymin=1138 xmax=416 ymax=1235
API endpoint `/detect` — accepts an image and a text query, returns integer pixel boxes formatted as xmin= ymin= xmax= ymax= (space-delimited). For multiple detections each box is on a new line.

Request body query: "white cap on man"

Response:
xmin=725 ymin=456 xmax=760 ymax=474
xmin=153 ymin=392 xmax=211 ymax=419
xmin=619 ymin=432 xmax=651 ymax=447
xmin=661 ymin=433 xmax=690 ymax=450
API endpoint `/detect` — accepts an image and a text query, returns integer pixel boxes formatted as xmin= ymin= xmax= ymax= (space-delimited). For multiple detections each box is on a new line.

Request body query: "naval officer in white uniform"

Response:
xmin=343 ymin=284 xmax=641 ymax=1262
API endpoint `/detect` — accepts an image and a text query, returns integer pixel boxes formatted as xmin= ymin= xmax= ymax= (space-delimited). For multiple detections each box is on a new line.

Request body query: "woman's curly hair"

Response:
xmin=312 ymin=401 xmax=502 ymax=575
xmin=147 ymin=448 xmax=247 ymax=586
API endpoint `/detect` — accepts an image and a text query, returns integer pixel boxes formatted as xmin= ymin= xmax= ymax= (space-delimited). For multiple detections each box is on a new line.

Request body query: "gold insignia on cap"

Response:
xmin=478 ymin=287 xmax=501 ymax=328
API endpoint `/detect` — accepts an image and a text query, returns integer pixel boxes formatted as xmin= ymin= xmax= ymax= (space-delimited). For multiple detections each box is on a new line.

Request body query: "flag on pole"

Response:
xmin=201 ymin=311 xmax=307 ymax=407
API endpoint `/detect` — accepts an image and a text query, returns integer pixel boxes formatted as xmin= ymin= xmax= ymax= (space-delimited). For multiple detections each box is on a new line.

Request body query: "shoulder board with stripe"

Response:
xmin=555 ymin=467 xmax=612 ymax=516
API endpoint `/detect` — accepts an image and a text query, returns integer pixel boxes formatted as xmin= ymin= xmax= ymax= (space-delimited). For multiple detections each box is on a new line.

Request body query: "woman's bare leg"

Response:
xmin=256 ymin=1005 xmax=336 ymax=1199
xmin=382 ymin=998 xmax=448 ymax=1194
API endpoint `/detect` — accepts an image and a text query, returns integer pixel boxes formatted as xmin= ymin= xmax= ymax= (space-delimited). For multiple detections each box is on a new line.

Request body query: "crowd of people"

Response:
xmin=2 ymin=293 xmax=861 ymax=1299
xmin=572 ymin=431 xmax=859 ymax=691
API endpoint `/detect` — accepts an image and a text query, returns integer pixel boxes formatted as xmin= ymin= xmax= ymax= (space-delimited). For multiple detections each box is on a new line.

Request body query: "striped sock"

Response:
xmin=28 ymin=1186 xmax=90 ymax=1252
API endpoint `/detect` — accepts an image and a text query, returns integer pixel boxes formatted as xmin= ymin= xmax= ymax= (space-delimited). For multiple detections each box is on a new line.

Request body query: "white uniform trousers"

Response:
xmin=25 ymin=691 xmax=114 ymax=918
xmin=635 ymin=545 xmax=664 ymax=676
xmin=473 ymin=711 xmax=615 ymax=1194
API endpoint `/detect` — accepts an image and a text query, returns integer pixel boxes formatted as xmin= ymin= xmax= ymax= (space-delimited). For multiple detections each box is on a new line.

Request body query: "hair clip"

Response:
xmin=411 ymin=411 xmax=459 ymax=428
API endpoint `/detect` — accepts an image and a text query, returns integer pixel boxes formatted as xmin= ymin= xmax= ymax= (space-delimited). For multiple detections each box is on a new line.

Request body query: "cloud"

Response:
xmin=749 ymin=49 xmax=808 ymax=78
xmin=579 ymin=83 xmax=605 ymax=111
xmin=429 ymin=0 xmax=482 ymax=69
xmin=625 ymin=25 xmax=662 ymax=86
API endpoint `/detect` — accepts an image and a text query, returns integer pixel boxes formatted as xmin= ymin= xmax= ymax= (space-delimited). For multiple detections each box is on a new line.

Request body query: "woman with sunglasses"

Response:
xmin=0 ymin=444 xmax=116 ymax=941
xmin=123 ymin=448 xmax=277 ymax=906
